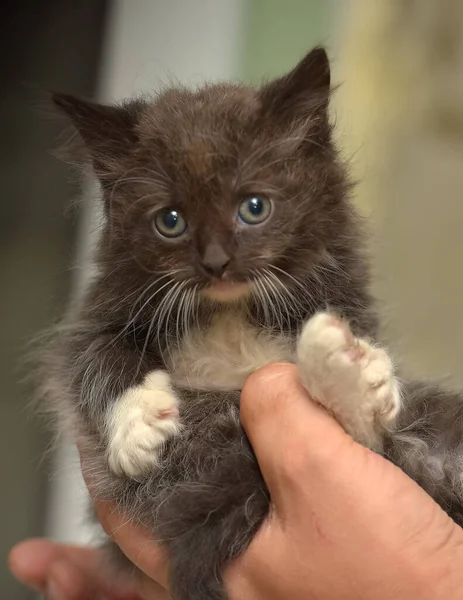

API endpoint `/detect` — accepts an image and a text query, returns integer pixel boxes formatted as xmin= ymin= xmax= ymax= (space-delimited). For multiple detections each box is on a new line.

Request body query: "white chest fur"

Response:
xmin=167 ymin=311 xmax=294 ymax=391
xmin=108 ymin=311 xmax=400 ymax=479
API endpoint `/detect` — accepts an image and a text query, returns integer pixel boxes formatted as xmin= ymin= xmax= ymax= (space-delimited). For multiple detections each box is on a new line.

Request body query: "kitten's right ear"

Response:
xmin=52 ymin=93 xmax=145 ymax=179
xmin=260 ymin=47 xmax=331 ymax=141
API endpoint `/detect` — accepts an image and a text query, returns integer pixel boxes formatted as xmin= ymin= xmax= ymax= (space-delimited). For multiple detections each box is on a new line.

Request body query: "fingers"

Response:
xmin=9 ymin=539 xmax=93 ymax=594
xmin=240 ymin=363 xmax=359 ymax=512
xmin=9 ymin=538 xmax=56 ymax=593
xmin=94 ymin=500 xmax=169 ymax=590
xmin=44 ymin=555 xmax=134 ymax=600
xmin=9 ymin=538 xmax=140 ymax=599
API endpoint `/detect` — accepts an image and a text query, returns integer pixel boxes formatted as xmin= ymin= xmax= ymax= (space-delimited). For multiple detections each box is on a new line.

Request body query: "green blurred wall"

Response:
xmin=239 ymin=0 xmax=331 ymax=81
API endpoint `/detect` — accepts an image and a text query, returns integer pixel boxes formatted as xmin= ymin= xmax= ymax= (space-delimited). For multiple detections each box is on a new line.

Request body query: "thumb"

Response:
xmin=240 ymin=363 xmax=459 ymax=556
xmin=240 ymin=362 xmax=360 ymax=514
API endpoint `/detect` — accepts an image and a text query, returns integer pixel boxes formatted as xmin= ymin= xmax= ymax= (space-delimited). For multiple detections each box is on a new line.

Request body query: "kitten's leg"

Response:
xmin=386 ymin=380 xmax=463 ymax=525
xmin=296 ymin=312 xmax=401 ymax=451
xmin=107 ymin=370 xmax=180 ymax=477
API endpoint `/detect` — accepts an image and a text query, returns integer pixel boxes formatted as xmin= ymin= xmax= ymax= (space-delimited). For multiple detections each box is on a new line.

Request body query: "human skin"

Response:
xmin=9 ymin=363 xmax=463 ymax=599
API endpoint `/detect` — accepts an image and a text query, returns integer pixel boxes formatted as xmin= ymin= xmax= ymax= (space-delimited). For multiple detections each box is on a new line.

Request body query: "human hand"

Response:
xmin=226 ymin=363 xmax=463 ymax=599
xmin=8 ymin=537 xmax=149 ymax=599
xmin=8 ymin=498 xmax=169 ymax=599
xmin=10 ymin=363 xmax=463 ymax=599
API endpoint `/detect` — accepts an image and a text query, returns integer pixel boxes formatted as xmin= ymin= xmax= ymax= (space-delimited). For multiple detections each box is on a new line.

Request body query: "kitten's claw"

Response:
xmin=296 ymin=312 xmax=401 ymax=450
xmin=107 ymin=371 xmax=180 ymax=478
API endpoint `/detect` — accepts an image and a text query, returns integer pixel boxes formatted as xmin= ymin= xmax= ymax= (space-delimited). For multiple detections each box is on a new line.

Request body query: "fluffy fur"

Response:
xmin=41 ymin=47 xmax=463 ymax=600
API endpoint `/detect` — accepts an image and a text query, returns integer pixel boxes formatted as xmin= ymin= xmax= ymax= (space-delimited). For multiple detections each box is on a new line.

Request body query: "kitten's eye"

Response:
xmin=238 ymin=195 xmax=272 ymax=225
xmin=153 ymin=208 xmax=187 ymax=239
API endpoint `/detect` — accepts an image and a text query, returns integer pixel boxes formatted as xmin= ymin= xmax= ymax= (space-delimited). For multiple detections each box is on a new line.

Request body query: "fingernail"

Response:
xmin=46 ymin=580 xmax=64 ymax=600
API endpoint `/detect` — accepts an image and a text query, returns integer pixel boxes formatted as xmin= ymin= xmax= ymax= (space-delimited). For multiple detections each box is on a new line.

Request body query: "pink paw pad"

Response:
xmin=158 ymin=407 xmax=179 ymax=419
xmin=345 ymin=344 xmax=366 ymax=361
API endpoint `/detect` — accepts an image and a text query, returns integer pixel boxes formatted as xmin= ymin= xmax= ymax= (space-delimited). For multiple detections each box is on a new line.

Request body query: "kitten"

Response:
xmin=42 ymin=47 xmax=463 ymax=600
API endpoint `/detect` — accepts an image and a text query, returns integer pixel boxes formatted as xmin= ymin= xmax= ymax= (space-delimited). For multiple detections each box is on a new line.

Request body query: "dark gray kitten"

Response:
xmin=42 ymin=47 xmax=463 ymax=600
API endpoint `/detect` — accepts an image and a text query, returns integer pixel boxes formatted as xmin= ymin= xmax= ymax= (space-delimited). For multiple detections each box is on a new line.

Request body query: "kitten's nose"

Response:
xmin=201 ymin=242 xmax=230 ymax=278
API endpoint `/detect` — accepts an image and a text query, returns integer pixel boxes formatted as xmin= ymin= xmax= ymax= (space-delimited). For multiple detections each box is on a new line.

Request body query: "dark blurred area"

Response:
xmin=0 ymin=1 xmax=107 ymax=597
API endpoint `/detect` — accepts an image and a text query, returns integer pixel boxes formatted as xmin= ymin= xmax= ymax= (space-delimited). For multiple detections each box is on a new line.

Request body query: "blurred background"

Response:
xmin=3 ymin=0 xmax=463 ymax=597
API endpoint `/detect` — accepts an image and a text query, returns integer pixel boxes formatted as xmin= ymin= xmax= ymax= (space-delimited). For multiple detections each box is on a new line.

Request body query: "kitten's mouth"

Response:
xmin=202 ymin=280 xmax=251 ymax=302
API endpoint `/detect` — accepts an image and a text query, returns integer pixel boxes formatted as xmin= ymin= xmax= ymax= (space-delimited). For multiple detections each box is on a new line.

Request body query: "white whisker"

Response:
xmin=108 ymin=275 xmax=178 ymax=350
xmin=155 ymin=280 xmax=184 ymax=362
xmin=268 ymin=264 xmax=317 ymax=314
xmin=264 ymin=268 xmax=305 ymax=320
xmin=251 ymin=274 xmax=271 ymax=325
xmin=162 ymin=280 xmax=189 ymax=362
xmin=261 ymin=272 xmax=285 ymax=333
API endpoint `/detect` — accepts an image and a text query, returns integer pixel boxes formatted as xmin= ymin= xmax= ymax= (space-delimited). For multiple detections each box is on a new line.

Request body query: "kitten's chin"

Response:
xmin=202 ymin=281 xmax=251 ymax=303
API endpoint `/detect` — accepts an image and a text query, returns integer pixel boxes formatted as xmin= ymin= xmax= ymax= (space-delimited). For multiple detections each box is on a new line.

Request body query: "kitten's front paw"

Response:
xmin=107 ymin=371 xmax=180 ymax=478
xmin=297 ymin=312 xmax=400 ymax=450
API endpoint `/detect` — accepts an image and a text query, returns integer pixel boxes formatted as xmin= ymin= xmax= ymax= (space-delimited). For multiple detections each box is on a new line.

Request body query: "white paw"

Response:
xmin=297 ymin=312 xmax=401 ymax=450
xmin=107 ymin=371 xmax=180 ymax=478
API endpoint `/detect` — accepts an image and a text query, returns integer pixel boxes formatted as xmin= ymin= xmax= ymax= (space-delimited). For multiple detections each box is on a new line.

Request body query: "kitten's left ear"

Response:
xmin=52 ymin=93 xmax=145 ymax=179
xmin=260 ymin=47 xmax=331 ymax=132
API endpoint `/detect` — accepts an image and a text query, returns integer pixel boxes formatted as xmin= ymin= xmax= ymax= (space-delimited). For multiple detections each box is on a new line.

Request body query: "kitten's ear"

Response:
xmin=52 ymin=93 xmax=144 ymax=179
xmin=260 ymin=47 xmax=331 ymax=133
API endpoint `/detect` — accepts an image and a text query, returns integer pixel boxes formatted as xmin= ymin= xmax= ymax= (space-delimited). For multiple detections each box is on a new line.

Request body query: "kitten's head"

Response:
xmin=54 ymin=47 xmax=354 ymax=307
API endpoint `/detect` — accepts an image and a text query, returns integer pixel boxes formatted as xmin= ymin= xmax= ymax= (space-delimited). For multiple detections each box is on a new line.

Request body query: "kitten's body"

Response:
xmin=43 ymin=48 xmax=463 ymax=600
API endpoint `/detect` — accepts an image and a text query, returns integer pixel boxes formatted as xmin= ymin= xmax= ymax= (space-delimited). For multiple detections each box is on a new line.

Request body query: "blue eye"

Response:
xmin=238 ymin=195 xmax=272 ymax=225
xmin=153 ymin=208 xmax=187 ymax=239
